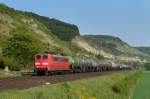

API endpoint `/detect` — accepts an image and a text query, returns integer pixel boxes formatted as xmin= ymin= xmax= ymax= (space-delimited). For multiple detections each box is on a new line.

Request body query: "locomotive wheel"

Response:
xmin=82 ymin=67 xmax=86 ymax=73
xmin=64 ymin=70 xmax=70 ymax=74
xmin=44 ymin=70 xmax=49 ymax=76
xmin=74 ymin=69 xmax=81 ymax=73
xmin=100 ymin=67 xmax=102 ymax=72
xmin=94 ymin=67 xmax=99 ymax=72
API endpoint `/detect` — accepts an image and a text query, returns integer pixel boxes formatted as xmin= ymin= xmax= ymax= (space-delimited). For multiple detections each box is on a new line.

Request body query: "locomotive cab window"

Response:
xmin=43 ymin=55 xmax=48 ymax=60
xmin=53 ymin=56 xmax=65 ymax=62
xmin=64 ymin=58 xmax=68 ymax=62
xmin=36 ymin=55 xmax=41 ymax=60
xmin=59 ymin=57 xmax=65 ymax=61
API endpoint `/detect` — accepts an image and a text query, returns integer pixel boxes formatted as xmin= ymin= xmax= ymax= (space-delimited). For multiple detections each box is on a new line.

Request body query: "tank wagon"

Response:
xmin=68 ymin=56 xmax=100 ymax=72
xmin=111 ymin=62 xmax=121 ymax=70
xmin=98 ymin=60 xmax=112 ymax=71
xmin=34 ymin=53 xmax=130 ymax=75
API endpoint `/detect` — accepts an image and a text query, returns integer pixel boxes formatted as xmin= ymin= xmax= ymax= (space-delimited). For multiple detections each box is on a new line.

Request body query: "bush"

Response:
xmin=112 ymin=71 xmax=142 ymax=95
xmin=10 ymin=63 xmax=21 ymax=71
xmin=144 ymin=63 xmax=150 ymax=70
xmin=0 ymin=56 xmax=5 ymax=69
xmin=2 ymin=56 xmax=14 ymax=67
xmin=0 ymin=56 xmax=21 ymax=71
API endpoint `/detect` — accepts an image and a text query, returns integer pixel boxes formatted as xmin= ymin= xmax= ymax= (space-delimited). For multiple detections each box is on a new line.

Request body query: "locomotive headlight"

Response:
xmin=42 ymin=62 xmax=48 ymax=65
xmin=35 ymin=62 xmax=40 ymax=65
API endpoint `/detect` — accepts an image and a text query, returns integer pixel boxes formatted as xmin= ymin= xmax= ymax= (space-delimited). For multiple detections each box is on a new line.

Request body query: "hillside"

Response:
xmin=24 ymin=12 xmax=80 ymax=41
xmin=82 ymin=35 xmax=145 ymax=56
xmin=136 ymin=47 xmax=150 ymax=56
xmin=73 ymin=35 xmax=147 ymax=62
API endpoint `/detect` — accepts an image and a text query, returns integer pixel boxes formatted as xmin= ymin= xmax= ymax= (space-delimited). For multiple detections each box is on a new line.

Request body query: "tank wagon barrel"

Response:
xmin=67 ymin=56 xmax=100 ymax=72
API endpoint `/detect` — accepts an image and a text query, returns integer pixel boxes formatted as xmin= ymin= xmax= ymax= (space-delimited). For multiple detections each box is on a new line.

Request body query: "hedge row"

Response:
xmin=112 ymin=71 xmax=142 ymax=95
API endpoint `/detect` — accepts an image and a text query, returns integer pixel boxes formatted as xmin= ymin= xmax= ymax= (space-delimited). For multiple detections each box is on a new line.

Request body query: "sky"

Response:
xmin=0 ymin=0 xmax=150 ymax=46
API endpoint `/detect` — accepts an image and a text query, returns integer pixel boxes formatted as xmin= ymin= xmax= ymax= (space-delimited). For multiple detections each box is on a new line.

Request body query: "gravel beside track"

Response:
xmin=0 ymin=71 xmax=121 ymax=92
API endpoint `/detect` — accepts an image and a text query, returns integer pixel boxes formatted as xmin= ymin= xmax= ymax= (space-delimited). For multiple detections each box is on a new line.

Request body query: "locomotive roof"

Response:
xmin=35 ymin=53 xmax=67 ymax=57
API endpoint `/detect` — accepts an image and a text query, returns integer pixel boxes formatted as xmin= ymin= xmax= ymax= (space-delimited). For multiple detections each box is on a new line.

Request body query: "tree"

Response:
xmin=0 ymin=55 xmax=4 ymax=69
xmin=1 ymin=56 xmax=14 ymax=70
xmin=3 ymin=27 xmax=43 ymax=69
xmin=24 ymin=12 xmax=80 ymax=41
xmin=144 ymin=63 xmax=150 ymax=70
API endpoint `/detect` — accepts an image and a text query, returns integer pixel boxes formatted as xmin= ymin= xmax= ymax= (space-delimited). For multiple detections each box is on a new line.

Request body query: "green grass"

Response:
xmin=0 ymin=71 xmax=142 ymax=99
xmin=131 ymin=70 xmax=150 ymax=99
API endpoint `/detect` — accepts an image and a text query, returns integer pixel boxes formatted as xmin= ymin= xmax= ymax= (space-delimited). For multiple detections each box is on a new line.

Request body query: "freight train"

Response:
xmin=34 ymin=52 xmax=130 ymax=75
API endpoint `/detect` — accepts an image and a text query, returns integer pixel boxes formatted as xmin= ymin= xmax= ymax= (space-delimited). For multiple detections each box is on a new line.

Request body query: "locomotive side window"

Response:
xmin=53 ymin=57 xmax=58 ymax=61
xmin=53 ymin=56 xmax=65 ymax=62
xmin=64 ymin=58 xmax=68 ymax=62
xmin=43 ymin=55 xmax=48 ymax=60
xmin=59 ymin=57 xmax=65 ymax=61
xmin=36 ymin=55 xmax=41 ymax=60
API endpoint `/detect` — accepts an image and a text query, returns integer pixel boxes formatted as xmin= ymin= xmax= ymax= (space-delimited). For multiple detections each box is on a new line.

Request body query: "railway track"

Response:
xmin=0 ymin=71 xmax=122 ymax=92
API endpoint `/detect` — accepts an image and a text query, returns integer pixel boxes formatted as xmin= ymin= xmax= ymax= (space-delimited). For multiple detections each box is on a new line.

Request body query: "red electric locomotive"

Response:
xmin=34 ymin=53 xmax=70 ymax=75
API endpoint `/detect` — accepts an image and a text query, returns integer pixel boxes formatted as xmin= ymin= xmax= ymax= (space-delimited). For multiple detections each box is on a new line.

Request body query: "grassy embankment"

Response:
xmin=131 ymin=70 xmax=150 ymax=99
xmin=0 ymin=71 xmax=142 ymax=99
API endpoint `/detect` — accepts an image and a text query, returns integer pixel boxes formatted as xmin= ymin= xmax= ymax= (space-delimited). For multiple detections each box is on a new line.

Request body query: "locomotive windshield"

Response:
xmin=36 ymin=55 xmax=41 ymax=60
xmin=43 ymin=55 xmax=48 ymax=60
